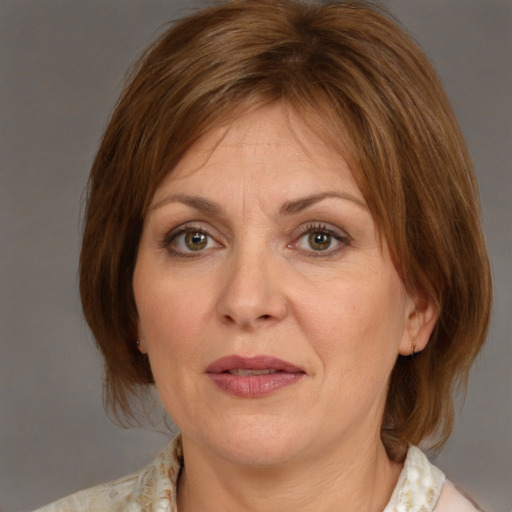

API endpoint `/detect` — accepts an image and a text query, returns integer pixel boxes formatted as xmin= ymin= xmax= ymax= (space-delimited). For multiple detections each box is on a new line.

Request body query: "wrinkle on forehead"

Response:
xmin=174 ymin=103 xmax=350 ymax=178
xmin=156 ymin=104 xmax=359 ymax=224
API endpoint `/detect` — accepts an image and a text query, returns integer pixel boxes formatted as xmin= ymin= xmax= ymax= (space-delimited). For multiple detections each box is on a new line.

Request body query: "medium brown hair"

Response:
xmin=80 ymin=0 xmax=492 ymax=459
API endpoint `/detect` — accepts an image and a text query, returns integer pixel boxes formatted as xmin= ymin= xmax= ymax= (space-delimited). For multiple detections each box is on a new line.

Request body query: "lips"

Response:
xmin=206 ymin=355 xmax=305 ymax=398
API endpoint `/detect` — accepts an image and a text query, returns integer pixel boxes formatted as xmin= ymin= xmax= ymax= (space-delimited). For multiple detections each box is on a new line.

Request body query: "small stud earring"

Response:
xmin=136 ymin=340 xmax=140 ymax=347
xmin=411 ymin=340 xmax=417 ymax=357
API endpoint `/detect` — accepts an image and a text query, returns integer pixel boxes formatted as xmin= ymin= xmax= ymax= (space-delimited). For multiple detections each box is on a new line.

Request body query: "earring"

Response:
xmin=136 ymin=340 xmax=140 ymax=347
xmin=411 ymin=340 xmax=417 ymax=357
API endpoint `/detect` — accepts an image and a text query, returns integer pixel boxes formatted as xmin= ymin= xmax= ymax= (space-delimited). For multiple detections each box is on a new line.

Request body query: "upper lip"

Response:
xmin=206 ymin=355 xmax=305 ymax=374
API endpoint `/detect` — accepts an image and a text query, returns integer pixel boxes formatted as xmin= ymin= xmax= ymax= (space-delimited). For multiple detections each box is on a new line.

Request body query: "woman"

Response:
xmin=36 ymin=0 xmax=492 ymax=510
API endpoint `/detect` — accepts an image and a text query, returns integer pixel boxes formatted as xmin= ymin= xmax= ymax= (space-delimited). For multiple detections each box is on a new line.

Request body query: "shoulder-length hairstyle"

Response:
xmin=80 ymin=0 xmax=492 ymax=460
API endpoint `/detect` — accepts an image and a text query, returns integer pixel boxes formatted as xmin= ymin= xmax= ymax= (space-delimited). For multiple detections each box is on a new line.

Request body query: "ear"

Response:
xmin=398 ymin=289 xmax=439 ymax=356
xmin=137 ymin=338 xmax=148 ymax=354
xmin=136 ymin=323 xmax=148 ymax=354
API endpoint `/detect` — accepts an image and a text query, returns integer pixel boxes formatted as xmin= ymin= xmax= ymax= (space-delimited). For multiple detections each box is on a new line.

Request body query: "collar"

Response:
xmin=135 ymin=437 xmax=445 ymax=511
xmin=383 ymin=445 xmax=445 ymax=512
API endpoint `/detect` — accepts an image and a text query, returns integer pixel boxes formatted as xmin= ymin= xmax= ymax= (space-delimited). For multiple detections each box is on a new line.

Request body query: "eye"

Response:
xmin=164 ymin=225 xmax=220 ymax=255
xmin=182 ymin=231 xmax=210 ymax=251
xmin=292 ymin=224 xmax=350 ymax=256
xmin=305 ymin=232 xmax=334 ymax=251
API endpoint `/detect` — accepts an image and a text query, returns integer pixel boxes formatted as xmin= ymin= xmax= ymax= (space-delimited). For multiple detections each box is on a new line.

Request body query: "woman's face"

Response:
xmin=133 ymin=104 xmax=422 ymax=467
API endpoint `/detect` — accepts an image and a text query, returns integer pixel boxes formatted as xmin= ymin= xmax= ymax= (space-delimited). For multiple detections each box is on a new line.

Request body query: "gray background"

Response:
xmin=1 ymin=1 xmax=510 ymax=511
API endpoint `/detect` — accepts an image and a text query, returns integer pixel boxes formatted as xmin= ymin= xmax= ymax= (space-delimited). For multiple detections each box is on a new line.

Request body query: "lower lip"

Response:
xmin=207 ymin=372 xmax=304 ymax=398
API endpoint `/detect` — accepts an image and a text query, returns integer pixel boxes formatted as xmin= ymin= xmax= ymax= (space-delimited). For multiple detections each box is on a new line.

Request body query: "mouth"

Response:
xmin=226 ymin=368 xmax=281 ymax=376
xmin=206 ymin=355 xmax=305 ymax=398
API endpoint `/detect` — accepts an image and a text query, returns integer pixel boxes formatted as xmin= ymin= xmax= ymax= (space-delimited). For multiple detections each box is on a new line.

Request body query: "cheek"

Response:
xmin=138 ymin=281 xmax=212 ymax=354
xmin=298 ymin=271 xmax=407 ymax=382
xmin=133 ymin=255 xmax=214 ymax=366
xmin=135 ymin=279 xmax=211 ymax=418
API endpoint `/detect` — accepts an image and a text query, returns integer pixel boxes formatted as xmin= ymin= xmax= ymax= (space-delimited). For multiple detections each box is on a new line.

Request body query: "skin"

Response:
xmin=133 ymin=104 xmax=437 ymax=512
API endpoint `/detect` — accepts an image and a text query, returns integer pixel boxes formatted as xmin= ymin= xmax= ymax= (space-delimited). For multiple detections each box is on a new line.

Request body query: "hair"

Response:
xmin=79 ymin=0 xmax=492 ymax=460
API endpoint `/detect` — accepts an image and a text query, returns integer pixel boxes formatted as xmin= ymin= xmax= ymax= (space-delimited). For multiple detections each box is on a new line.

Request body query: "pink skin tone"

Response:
xmin=133 ymin=104 xmax=437 ymax=511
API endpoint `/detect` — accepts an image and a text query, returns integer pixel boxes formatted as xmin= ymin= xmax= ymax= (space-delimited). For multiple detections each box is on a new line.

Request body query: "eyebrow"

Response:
xmin=280 ymin=192 xmax=367 ymax=215
xmin=150 ymin=191 xmax=367 ymax=216
xmin=150 ymin=194 xmax=224 ymax=215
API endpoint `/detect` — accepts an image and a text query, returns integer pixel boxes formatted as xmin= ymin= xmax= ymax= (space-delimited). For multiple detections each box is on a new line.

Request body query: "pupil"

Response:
xmin=185 ymin=232 xmax=207 ymax=250
xmin=309 ymin=232 xmax=331 ymax=250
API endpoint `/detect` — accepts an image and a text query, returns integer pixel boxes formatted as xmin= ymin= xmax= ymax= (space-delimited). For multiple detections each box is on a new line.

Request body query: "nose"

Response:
xmin=216 ymin=246 xmax=288 ymax=330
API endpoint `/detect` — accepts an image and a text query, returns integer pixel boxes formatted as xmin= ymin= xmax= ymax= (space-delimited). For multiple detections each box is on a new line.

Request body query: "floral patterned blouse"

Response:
xmin=34 ymin=435 xmax=480 ymax=511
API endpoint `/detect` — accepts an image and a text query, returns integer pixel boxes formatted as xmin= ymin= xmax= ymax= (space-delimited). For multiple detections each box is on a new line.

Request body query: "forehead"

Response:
xmin=152 ymin=104 xmax=363 ymax=205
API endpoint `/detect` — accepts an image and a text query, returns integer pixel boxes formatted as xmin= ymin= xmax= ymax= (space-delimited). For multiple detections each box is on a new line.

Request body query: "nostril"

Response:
xmin=223 ymin=314 xmax=236 ymax=324
xmin=259 ymin=314 xmax=271 ymax=320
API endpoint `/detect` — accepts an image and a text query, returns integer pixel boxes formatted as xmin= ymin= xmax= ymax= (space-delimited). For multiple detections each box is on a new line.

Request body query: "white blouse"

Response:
xmin=34 ymin=436 xmax=481 ymax=511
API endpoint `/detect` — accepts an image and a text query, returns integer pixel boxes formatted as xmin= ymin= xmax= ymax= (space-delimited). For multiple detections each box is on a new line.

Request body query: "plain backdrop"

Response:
xmin=1 ymin=1 xmax=511 ymax=511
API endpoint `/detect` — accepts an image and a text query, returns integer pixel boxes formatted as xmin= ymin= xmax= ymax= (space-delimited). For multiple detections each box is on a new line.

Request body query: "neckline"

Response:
xmin=160 ymin=437 xmax=445 ymax=512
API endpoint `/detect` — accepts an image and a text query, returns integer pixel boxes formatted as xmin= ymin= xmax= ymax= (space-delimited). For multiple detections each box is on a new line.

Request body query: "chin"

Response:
xmin=200 ymin=415 xmax=309 ymax=468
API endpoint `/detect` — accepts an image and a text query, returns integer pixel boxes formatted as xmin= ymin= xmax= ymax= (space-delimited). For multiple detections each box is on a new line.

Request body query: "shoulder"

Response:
xmin=33 ymin=435 xmax=183 ymax=512
xmin=435 ymin=479 xmax=484 ymax=512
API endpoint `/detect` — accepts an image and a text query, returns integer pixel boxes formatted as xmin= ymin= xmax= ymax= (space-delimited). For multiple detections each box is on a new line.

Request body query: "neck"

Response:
xmin=177 ymin=434 xmax=402 ymax=512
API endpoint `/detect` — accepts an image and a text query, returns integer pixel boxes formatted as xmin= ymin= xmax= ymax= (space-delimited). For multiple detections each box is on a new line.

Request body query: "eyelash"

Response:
xmin=161 ymin=222 xmax=351 ymax=258
xmin=291 ymin=223 xmax=351 ymax=258
xmin=162 ymin=223 xmax=220 ymax=258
